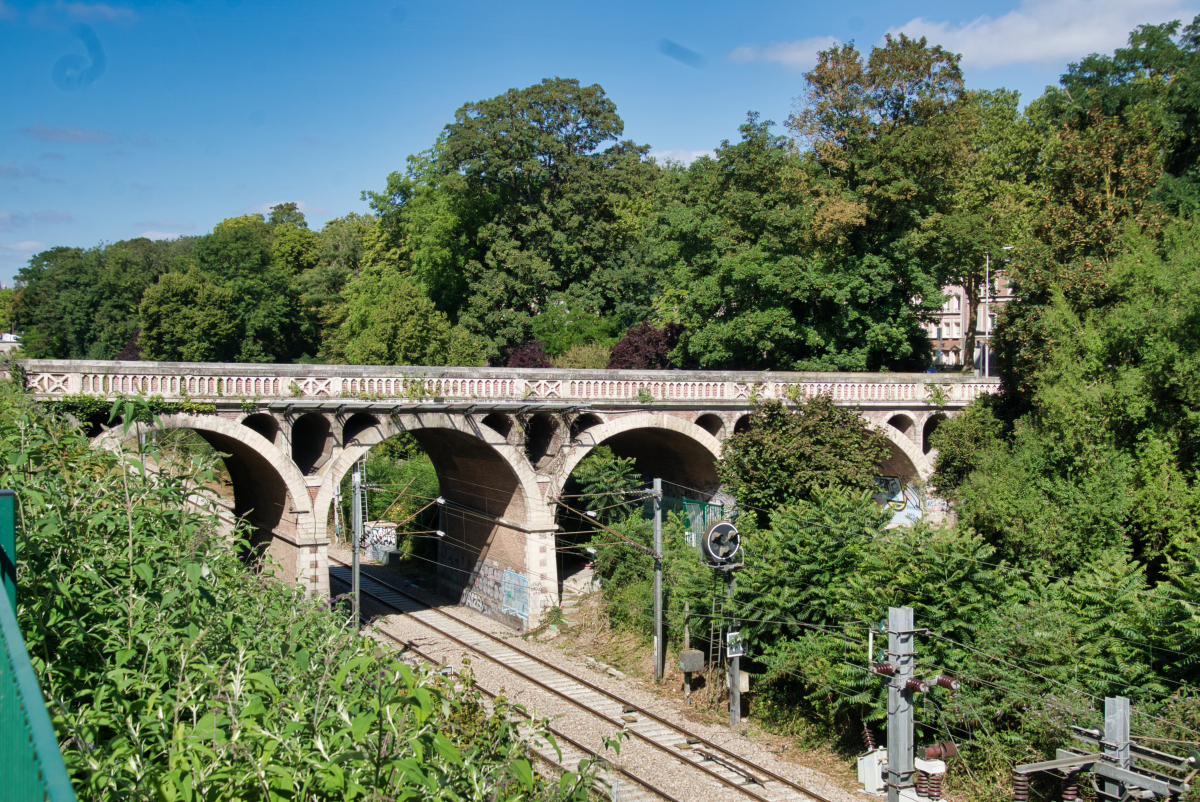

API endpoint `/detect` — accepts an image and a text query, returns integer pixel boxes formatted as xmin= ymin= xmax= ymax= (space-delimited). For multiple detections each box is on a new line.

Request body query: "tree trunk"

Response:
xmin=962 ymin=274 xmax=979 ymax=372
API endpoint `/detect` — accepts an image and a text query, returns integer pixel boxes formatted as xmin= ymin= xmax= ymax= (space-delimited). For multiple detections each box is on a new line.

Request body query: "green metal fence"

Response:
xmin=0 ymin=489 xmax=77 ymax=802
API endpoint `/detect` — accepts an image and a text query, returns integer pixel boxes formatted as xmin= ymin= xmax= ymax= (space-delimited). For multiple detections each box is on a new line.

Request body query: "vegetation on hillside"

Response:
xmin=4 ymin=389 xmax=600 ymax=800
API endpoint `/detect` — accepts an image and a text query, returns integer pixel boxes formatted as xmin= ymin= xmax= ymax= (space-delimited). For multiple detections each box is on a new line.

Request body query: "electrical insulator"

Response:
xmin=872 ymin=662 xmax=897 ymax=676
xmin=862 ymin=723 xmax=876 ymax=750
xmin=927 ymin=773 xmax=944 ymax=800
xmin=924 ymin=740 xmax=958 ymax=760
xmin=1061 ymin=775 xmax=1078 ymax=802
xmin=1012 ymin=772 xmax=1030 ymax=802
xmin=904 ymin=678 xmax=930 ymax=693
xmin=934 ymin=675 xmax=961 ymax=691
xmin=916 ymin=770 xmax=930 ymax=797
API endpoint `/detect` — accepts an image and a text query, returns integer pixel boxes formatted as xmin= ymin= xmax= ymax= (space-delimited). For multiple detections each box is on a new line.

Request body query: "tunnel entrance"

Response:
xmin=327 ymin=420 xmax=535 ymax=630
xmin=114 ymin=424 xmax=298 ymax=569
xmin=556 ymin=424 xmax=721 ymax=605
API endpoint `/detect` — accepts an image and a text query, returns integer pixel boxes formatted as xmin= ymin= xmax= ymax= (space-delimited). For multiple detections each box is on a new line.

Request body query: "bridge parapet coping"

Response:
xmin=21 ymin=360 xmax=999 ymax=408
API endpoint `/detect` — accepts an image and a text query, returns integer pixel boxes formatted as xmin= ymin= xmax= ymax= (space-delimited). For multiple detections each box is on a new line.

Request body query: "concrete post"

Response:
xmin=887 ymin=606 xmax=915 ymax=802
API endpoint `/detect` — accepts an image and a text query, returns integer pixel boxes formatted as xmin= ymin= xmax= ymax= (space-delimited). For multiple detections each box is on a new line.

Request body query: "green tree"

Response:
xmin=368 ymin=78 xmax=661 ymax=361
xmin=951 ymin=222 xmax=1200 ymax=573
xmin=338 ymin=271 xmax=487 ymax=367
xmin=717 ymin=397 xmax=889 ymax=518
xmin=137 ymin=270 xmax=240 ymax=361
xmin=914 ymin=90 xmax=1042 ymax=371
xmin=15 ymin=237 xmax=192 ymax=359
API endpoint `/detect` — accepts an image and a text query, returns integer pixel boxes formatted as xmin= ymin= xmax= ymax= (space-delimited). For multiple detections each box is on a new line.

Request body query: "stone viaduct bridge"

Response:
xmin=23 ymin=359 xmax=997 ymax=629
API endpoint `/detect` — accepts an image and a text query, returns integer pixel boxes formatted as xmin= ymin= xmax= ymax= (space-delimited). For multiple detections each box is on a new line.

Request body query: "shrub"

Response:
xmin=5 ymin=388 xmax=595 ymax=800
xmin=717 ymin=397 xmax=889 ymax=517
xmin=608 ymin=322 xmax=682 ymax=370
xmin=506 ymin=340 xmax=552 ymax=368
xmin=552 ymin=343 xmax=611 ymax=369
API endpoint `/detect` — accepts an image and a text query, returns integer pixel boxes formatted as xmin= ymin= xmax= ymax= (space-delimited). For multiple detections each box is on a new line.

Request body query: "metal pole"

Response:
xmin=653 ymin=477 xmax=663 ymax=683
xmin=886 ymin=606 xmax=915 ymax=802
xmin=0 ymin=489 xmax=15 ymax=610
xmin=1100 ymin=697 xmax=1131 ymax=802
xmin=984 ymin=252 xmax=991 ymax=378
xmin=352 ymin=460 xmax=362 ymax=621
xmin=729 ymin=575 xmax=740 ymax=728
xmin=684 ymin=600 xmax=692 ymax=705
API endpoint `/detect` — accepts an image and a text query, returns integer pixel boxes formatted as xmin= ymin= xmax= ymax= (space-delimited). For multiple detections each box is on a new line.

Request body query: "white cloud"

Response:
xmin=0 ymin=210 xmax=74 ymax=231
xmin=650 ymin=149 xmax=716 ymax=165
xmin=888 ymin=0 xmax=1197 ymax=69
xmin=22 ymin=124 xmax=115 ymax=144
xmin=64 ymin=3 xmax=138 ymax=23
xmin=1 ymin=241 xmax=47 ymax=252
xmin=728 ymin=35 xmax=840 ymax=70
xmin=139 ymin=231 xmax=181 ymax=241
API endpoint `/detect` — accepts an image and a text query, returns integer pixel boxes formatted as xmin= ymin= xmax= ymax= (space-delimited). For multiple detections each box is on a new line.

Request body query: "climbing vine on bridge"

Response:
xmin=44 ymin=392 xmax=218 ymax=421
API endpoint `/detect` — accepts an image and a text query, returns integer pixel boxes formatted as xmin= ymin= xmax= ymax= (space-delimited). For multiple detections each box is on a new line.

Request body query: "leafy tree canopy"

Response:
xmin=717 ymin=397 xmax=890 ymax=519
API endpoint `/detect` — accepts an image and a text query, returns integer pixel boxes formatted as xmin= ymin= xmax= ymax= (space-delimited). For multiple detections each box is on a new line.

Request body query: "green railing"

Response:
xmin=0 ymin=489 xmax=77 ymax=802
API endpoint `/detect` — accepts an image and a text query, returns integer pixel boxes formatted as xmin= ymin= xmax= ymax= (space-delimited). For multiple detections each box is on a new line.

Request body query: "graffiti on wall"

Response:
xmin=437 ymin=541 xmax=531 ymax=626
xmin=872 ymin=476 xmax=923 ymax=526
xmin=502 ymin=569 xmax=530 ymax=620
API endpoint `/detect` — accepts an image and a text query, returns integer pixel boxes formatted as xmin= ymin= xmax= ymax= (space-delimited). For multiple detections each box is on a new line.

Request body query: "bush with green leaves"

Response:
xmin=5 ymin=388 xmax=597 ymax=800
xmin=717 ymin=397 xmax=889 ymax=521
xmin=730 ymin=489 xmax=1200 ymax=793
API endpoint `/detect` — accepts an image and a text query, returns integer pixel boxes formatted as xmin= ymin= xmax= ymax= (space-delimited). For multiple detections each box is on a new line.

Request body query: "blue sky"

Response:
xmin=2 ymin=0 xmax=1196 ymax=283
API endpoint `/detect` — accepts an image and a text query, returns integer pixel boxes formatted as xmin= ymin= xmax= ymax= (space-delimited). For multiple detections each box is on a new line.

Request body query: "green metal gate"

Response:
xmin=0 ymin=489 xmax=76 ymax=802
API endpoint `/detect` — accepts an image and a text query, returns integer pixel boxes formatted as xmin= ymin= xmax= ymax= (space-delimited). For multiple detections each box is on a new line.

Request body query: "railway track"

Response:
xmin=329 ymin=557 xmax=836 ymax=802
xmin=331 ymin=567 xmax=670 ymax=802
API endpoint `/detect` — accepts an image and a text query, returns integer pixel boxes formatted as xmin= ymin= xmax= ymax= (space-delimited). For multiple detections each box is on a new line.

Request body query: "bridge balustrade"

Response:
xmin=23 ymin=361 xmax=1000 ymax=408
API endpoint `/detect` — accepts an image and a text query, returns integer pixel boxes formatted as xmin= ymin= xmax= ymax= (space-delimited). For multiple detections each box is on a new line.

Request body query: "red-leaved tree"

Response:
xmin=506 ymin=340 xmax=552 ymax=368
xmin=608 ymin=323 xmax=683 ymax=370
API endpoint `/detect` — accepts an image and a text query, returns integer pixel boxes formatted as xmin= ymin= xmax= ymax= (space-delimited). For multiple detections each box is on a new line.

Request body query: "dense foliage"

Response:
xmin=21 ymin=24 xmax=1188 ymax=372
xmin=6 ymin=391 xmax=597 ymax=800
xmin=717 ymin=398 xmax=889 ymax=519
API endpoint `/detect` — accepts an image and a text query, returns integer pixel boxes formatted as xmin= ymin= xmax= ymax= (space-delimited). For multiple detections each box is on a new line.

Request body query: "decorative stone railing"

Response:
xmin=21 ymin=360 xmax=1000 ymax=408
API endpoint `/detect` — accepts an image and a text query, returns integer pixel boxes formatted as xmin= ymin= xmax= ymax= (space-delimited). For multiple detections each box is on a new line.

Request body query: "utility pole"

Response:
xmin=352 ymin=459 xmax=362 ymax=621
xmin=983 ymin=251 xmax=990 ymax=378
xmin=886 ymin=606 xmax=916 ymax=802
xmin=653 ymin=477 xmax=663 ymax=683
xmin=729 ymin=576 xmax=740 ymax=728
xmin=1101 ymin=696 xmax=1131 ymax=802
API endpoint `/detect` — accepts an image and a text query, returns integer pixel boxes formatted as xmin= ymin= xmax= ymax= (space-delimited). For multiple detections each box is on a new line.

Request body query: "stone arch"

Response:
xmin=570 ymin=412 xmax=604 ymax=440
xmin=341 ymin=412 xmax=380 ymax=446
xmin=695 ymin=412 xmax=725 ymax=439
xmin=311 ymin=413 xmax=551 ymax=628
xmin=922 ymin=412 xmax=949 ymax=455
xmin=524 ymin=412 xmax=562 ymax=470
xmin=240 ymin=412 xmax=279 ymax=445
xmin=481 ymin=412 xmax=513 ymax=440
xmin=291 ymin=413 xmax=332 ymax=474
xmin=886 ymin=413 xmax=916 ymax=441
xmin=93 ymin=413 xmax=320 ymax=589
xmin=733 ymin=414 xmax=752 ymax=435
xmin=558 ymin=413 xmax=724 ymax=498
xmin=871 ymin=422 xmax=933 ymax=483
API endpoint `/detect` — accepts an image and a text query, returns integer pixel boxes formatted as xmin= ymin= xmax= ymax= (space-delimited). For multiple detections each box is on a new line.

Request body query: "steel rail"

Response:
xmin=331 ymin=572 xmax=676 ymax=802
xmin=329 ymin=557 xmax=833 ymax=802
